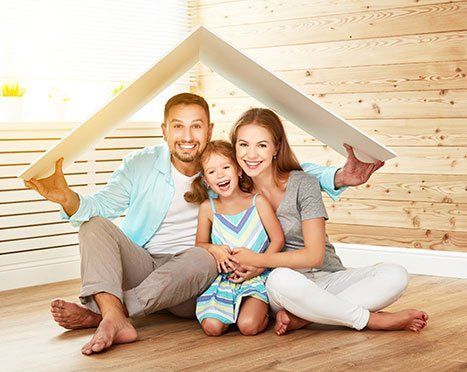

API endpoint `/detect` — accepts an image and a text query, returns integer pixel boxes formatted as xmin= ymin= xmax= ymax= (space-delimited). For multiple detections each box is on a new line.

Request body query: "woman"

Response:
xmin=229 ymin=108 xmax=428 ymax=335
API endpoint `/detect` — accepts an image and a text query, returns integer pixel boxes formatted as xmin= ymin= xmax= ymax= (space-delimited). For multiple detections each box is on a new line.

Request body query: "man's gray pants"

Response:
xmin=78 ymin=217 xmax=218 ymax=318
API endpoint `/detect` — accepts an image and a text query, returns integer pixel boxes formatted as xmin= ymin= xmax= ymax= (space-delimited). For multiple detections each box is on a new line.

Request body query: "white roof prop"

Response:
xmin=20 ymin=25 xmax=396 ymax=180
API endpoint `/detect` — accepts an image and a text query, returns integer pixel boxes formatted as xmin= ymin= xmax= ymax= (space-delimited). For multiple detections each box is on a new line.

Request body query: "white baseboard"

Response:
xmin=0 ymin=246 xmax=80 ymax=291
xmin=1 ymin=244 xmax=466 ymax=291
xmin=334 ymin=243 xmax=467 ymax=279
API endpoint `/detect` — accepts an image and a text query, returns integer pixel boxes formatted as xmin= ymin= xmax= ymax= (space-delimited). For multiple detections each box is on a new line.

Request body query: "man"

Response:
xmin=25 ymin=93 xmax=383 ymax=355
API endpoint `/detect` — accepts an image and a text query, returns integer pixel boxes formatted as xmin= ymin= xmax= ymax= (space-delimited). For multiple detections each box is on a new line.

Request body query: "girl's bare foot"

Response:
xmin=50 ymin=299 xmax=102 ymax=329
xmin=81 ymin=314 xmax=137 ymax=355
xmin=274 ymin=310 xmax=310 ymax=336
xmin=367 ymin=309 xmax=428 ymax=332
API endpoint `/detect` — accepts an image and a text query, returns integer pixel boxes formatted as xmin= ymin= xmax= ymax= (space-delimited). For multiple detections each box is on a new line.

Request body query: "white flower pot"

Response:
xmin=48 ymin=100 xmax=70 ymax=122
xmin=0 ymin=97 xmax=24 ymax=122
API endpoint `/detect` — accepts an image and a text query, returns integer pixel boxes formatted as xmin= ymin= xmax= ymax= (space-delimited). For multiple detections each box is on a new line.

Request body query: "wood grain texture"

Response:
xmin=198 ymin=0 xmax=464 ymax=26
xmin=1 ymin=276 xmax=466 ymax=370
xmin=346 ymin=119 xmax=467 ymax=147
xmin=326 ymin=223 xmax=467 ymax=251
xmin=242 ymin=31 xmax=467 ymax=70
xmin=206 ymin=91 xmax=467 ymax=119
xmin=197 ymin=1 xmax=467 ymax=253
xmin=324 ymin=198 xmax=466 ymax=231
xmin=202 ymin=2 xmax=467 ymax=47
xmin=294 ymin=146 xmax=466 ymax=175
xmin=200 ymin=60 xmax=467 ymax=94
xmin=329 ymin=173 xmax=467 ymax=204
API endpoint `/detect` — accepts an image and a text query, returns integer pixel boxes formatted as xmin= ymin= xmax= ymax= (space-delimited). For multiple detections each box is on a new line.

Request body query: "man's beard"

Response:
xmin=171 ymin=142 xmax=200 ymax=163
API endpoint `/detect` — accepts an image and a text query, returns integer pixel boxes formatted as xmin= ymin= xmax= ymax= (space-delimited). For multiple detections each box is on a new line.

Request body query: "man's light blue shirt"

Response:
xmin=62 ymin=143 xmax=345 ymax=247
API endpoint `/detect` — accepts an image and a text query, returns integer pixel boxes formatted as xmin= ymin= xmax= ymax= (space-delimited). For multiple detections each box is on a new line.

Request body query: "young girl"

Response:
xmin=184 ymin=140 xmax=284 ymax=336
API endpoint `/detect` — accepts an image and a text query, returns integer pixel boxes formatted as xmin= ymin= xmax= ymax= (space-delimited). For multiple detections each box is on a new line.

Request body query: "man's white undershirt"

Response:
xmin=144 ymin=164 xmax=199 ymax=255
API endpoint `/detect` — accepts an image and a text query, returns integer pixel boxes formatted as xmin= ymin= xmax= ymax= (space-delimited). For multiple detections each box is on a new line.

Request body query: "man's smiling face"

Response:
xmin=162 ymin=103 xmax=213 ymax=165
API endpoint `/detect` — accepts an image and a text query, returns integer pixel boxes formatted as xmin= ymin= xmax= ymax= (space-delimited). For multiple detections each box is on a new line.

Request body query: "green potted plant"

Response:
xmin=0 ymin=81 xmax=26 ymax=122
xmin=111 ymin=82 xmax=126 ymax=96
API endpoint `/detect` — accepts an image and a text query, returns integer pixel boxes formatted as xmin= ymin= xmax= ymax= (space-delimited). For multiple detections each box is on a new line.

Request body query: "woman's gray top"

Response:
xmin=276 ymin=170 xmax=345 ymax=273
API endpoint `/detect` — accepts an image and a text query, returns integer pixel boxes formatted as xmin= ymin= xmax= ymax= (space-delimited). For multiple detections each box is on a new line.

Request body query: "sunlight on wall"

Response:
xmin=0 ymin=0 xmax=193 ymax=122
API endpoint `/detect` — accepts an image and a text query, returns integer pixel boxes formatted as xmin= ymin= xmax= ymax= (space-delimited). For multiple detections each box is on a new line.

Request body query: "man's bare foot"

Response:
xmin=50 ymin=299 xmax=102 ymax=330
xmin=367 ymin=309 xmax=428 ymax=332
xmin=81 ymin=313 xmax=137 ymax=355
xmin=274 ymin=310 xmax=311 ymax=336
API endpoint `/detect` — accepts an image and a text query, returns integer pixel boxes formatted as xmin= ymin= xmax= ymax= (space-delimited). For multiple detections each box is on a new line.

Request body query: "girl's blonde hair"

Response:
xmin=230 ymin=108 xmax=302 ymax=187
xmin=184 ymin=140 xmax=253 ymax=204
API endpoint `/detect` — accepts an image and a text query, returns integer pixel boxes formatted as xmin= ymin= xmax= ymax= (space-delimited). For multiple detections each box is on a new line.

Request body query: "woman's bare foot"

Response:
xmin=367 ymin=309 xmax=428 ymax=332
xmin=81 ymin=313 xmax=137 ymax=355
xmin=50 ymin=299 xmax=102 ymax=329
xmin=274 ymin=310 xmax=310 ymax=336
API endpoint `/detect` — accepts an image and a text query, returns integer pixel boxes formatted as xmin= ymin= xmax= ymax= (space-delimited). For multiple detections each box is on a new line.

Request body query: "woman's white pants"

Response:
xmin=266 ymin=263 xmax=409 ymax=330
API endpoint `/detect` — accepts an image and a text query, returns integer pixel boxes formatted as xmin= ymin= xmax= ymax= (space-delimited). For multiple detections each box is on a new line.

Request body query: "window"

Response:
xmin=0 ymin=0 xmax=195 ymax=122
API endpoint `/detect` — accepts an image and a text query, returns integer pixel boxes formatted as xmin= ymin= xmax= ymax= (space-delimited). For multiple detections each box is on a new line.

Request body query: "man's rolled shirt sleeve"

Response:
xmin=300 ymin=162 xmax=347 ymax=201
xmin=60 ymin=155 xmax=134 ymax=226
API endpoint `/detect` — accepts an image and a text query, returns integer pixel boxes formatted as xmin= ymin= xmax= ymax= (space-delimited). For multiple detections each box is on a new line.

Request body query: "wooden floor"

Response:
xmin=1 ymin=275 xmax=466 ymax=371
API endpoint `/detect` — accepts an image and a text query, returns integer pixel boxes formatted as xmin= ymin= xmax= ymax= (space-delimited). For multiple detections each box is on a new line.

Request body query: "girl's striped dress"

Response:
xmin=196 ymin=194 xmax=270 ymax=325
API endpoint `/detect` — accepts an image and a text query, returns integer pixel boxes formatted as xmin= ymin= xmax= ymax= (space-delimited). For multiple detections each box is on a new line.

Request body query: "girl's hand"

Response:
xmin=228 ymin=264 xmax=265 ymax=283
xmin=231 ymin=247 xmax=260 ymax=267
xmin=208 ymin=245 xmax=239 ymax=273
xmin=228 ymin=272 xmax=242 ymax=282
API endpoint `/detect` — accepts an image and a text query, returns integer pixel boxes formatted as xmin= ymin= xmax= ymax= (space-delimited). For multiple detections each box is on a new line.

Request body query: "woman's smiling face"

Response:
xmin=235 ymin=124 xmax=277 ymax=178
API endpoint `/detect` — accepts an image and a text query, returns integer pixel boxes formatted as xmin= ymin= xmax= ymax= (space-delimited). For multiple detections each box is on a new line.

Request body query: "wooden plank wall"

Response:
xmin=194 ymin=0 xmax=467 ymax=251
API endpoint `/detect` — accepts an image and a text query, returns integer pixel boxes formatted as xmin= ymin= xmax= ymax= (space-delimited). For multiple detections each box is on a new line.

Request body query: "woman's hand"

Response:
xmin=208 ymin=245 xmax=239 ymax=273
xmin=228 ymin=264 xmax=265 ymax=283
xmin=231 ymin=247 xmax=261 ymax=267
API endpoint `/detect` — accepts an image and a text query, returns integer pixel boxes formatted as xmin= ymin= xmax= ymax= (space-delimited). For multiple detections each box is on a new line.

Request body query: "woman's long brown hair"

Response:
xmin=230 ymin=108 xmax=302 ymax=187
xmin=184 ymin=140 xmax=253 ymax=204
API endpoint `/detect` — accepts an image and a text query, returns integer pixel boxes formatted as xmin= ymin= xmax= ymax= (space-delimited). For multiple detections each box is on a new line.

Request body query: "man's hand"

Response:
xmin=334 ymin=144 xmax=385 ymax=188
xmin=228 ymin=264 xmax=265 ymax=284
xmin=24 ymin=158 xmax=80 ymax=216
